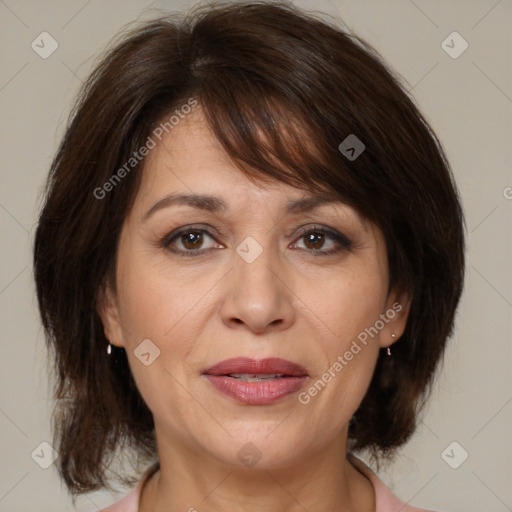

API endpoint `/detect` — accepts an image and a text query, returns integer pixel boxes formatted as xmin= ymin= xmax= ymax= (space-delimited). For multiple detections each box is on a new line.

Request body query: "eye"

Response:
xmin=291 ymin=226 xmax=352 ymax=256
xmin=161 ymin=227 xmax=221 ymax=257
xmin=160 ymin=224 xmax=352 ymax=257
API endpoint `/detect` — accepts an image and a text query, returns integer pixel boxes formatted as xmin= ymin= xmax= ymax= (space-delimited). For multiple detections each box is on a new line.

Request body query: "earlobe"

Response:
xmin=96 ymin=283 xmax=126 ymax=348
xmin=380 ymin=289 xmax=412 ymax=349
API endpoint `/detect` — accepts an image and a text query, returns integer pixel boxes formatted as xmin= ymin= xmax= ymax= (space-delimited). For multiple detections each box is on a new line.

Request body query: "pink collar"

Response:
xmin=348 ymin=454 xmax=437 ymax=511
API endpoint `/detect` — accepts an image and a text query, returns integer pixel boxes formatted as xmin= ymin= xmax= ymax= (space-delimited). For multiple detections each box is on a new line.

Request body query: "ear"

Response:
xmin=379 ymin=287 xmax=412 ymax=349
xmin=96 ymin=281 xmax=126 ymax=349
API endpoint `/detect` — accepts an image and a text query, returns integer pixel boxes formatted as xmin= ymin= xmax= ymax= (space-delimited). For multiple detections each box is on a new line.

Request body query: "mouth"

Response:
xmin=221 ymin=373 xmax=290 ymax=382
xmin=203 ymin=356 xmax=309 ymax=378
xmin=202 ymin=357 xmax=309 ymax=405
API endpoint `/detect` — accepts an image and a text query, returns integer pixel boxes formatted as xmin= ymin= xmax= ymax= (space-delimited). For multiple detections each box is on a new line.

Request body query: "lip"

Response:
xmin=203 ymin=357 xmax=309 ymax=405
xmin=204 ymin=357 xmax=309 ymax=377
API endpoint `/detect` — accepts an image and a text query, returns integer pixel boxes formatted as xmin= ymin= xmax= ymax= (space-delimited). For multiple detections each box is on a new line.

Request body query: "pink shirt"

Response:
xmin=99 ymin=456 xmax=438 ymax=511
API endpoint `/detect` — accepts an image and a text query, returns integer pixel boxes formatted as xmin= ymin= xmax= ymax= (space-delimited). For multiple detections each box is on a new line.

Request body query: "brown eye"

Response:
xmin=292 ymin=227 xmax=352 ymax=256
xmin=303 ymin=231 xmax=326 ymax=250
xmin=180 ymin=231 xmax=204 ymax=250
xmin=162 ymin=227 xmax=220 ymax=257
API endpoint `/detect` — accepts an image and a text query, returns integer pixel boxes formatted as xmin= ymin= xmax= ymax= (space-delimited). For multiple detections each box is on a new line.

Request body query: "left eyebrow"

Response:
xmin=141 ymin=192 xmax=344 ymax=223
xmin=284 ymin=194 xmax=344 ymax=214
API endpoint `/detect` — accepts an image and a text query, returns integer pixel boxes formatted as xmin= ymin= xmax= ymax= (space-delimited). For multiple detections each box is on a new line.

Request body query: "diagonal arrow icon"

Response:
xmin=441 ymin=31 xmax=468 ymax=59
xmin=134 ymin=339 xmax=161 ymax=366
xmin=31 ymin=31 xmax=59 ymax=59
xmin=31 ymin=441 xmax=58 ymax=468
xmin=339 ymin=134 xmax=365 ymax=161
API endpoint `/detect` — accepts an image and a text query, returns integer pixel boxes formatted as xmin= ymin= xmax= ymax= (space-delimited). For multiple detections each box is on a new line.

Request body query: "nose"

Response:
xmin=220 ymin=241 xmax=296 ymax=334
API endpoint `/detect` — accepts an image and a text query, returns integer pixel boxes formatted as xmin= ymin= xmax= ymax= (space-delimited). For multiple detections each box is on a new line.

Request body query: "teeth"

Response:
xmin=227 ymin=373 xmax=285 ymax=382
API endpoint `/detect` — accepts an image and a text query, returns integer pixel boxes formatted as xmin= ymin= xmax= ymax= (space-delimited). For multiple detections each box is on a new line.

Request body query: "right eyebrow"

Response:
xmin=141 ymin=193 xmax=228 ymax=223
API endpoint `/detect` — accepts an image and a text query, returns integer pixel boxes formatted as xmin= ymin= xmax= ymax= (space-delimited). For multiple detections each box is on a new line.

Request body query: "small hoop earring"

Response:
xmin=387 ymin=347 xmax=391 ymax=356
xmin=107 ymin=343 xmax=112 ymax=355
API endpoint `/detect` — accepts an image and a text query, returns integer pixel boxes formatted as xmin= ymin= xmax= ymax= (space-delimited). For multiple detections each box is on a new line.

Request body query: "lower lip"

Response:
xmin=204 ymin=375 xmax=308 ymax=405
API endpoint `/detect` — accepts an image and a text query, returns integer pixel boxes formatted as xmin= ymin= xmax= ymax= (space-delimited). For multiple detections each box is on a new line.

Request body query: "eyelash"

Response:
xmin=159 ymin=225 xmax=353 ymax=258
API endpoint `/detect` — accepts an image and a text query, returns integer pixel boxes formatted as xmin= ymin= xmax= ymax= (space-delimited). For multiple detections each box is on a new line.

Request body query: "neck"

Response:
xmin=139 ymin=429 xmax=375 ymax=512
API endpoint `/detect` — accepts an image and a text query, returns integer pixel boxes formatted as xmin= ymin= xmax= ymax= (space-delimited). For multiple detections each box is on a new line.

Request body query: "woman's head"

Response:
xmin=33 ymin=0 xmax=465 ymax=496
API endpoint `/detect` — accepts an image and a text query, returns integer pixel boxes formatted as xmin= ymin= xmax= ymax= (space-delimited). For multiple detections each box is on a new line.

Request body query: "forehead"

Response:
xmin=133 ymin=107 xmax=370 ymax=232
xmin=141 ymin=107 xmax=284 ymax=197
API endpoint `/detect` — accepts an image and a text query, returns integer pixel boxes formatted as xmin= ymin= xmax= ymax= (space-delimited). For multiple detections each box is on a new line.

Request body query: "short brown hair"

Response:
xmin=33 ymin=0 xmax=465 ymax=497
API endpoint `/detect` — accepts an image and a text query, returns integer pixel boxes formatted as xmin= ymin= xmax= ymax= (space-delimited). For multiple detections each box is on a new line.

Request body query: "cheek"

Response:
xmin=307 ymin=263 xmax=388 ymax=344
xmin=113 ymin=250 xmax=215 ymax=407
xmin=300 ymin=334 xmax=379 ymax=440
xmin=298 ymin=266 xmax=385 ymax=422
xmin=116 ymin=249 xmax=209 ymax=343
xmin=113 ymin=261 xmax=203 ymax=433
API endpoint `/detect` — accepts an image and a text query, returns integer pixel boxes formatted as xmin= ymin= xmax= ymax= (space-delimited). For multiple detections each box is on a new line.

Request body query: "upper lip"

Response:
xmin=203 ymin=357 xmax=309 ymax=377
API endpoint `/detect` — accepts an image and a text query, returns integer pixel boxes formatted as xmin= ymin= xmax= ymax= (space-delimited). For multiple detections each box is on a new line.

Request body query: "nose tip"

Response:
xmin=231 ymin=316 xmax=284 ymax=331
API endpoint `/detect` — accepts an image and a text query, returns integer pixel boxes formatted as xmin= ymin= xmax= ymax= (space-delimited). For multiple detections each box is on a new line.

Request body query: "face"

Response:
xmin=98 ymin=107 xmax=410 ymax=471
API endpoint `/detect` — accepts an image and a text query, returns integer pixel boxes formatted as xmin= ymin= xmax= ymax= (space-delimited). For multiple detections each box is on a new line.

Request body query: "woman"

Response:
xmin=33 ymin=1 xmax=465 ymax=511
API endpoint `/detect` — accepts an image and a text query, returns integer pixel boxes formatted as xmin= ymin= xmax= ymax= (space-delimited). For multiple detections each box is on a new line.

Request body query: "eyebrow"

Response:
xmin=141 ymin=192 xmax=344 ymax=223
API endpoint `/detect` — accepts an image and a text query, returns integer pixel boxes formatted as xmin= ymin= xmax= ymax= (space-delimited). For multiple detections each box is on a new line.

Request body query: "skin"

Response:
xmin=98 ymin=107 xmax=411 ymax=512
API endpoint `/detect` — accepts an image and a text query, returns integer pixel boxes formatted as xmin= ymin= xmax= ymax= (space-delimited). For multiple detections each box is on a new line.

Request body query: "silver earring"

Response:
xmin=387 ymin=333 xmax=396 ymax=356
xmin=107 ymin=343 xmax=112 ymax=355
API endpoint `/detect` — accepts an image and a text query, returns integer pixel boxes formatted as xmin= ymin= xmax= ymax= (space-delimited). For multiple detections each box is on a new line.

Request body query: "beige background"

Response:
xmin=0 ymin=0 xmax=511 ymax=510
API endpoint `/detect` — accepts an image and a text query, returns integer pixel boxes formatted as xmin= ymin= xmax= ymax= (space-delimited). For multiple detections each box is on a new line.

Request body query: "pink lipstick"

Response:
xmin=203 ymin=357 xmax=309 ymax=405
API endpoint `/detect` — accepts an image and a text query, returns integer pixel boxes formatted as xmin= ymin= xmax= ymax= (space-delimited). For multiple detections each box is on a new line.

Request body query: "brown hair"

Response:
xmin=33 ymin=0 xmax=465 ymax=498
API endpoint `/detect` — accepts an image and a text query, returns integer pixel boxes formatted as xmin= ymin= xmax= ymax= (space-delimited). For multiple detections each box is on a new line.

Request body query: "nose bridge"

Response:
xmin=234 ymin=232 xmax=282 ymax=299
xmin=236 ymin=234 xmax=279 ymax=286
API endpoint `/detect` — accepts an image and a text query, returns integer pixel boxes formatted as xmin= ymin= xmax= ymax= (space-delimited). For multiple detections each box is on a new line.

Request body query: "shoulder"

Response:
xmin=98 ymin=461 xmax=160 ymax=512
xmin=348 ymin=454 xmax=440 ymax=512
xmin=99 ymin=484 xmax=141 ymax=512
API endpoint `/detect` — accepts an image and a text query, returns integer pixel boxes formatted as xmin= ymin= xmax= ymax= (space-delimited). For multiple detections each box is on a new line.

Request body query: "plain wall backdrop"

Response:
xmin=0 ymin=0 xmax=511 ymax=510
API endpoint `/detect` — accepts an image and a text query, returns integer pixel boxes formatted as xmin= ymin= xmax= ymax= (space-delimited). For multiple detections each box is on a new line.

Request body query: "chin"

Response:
xmin=200 ymin=425 xmax=312 ymax=471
